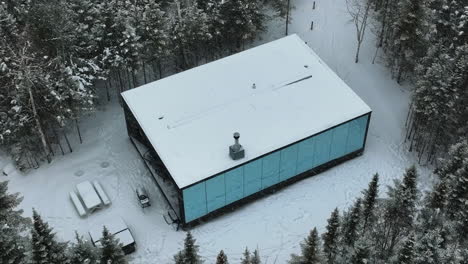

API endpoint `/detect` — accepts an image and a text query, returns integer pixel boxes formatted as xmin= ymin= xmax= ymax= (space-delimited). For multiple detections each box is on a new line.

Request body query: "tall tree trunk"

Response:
xmin=27 ymin=82 xmax=51 ymax=162
xmin=158 ymin=61 xmax=163 ymax=79
xmin=105 ymin=79 xmax=111 ymax=102
xmin=75 ymin=119 xmax=82 ymax=144
xmin=126 ymin=69 xmax=132 ymax=89
xmin=117 ymin=69 xmax=123 ymax=91
xmin=355 ymin=42 xmax=361 ymax=63
xmin=53 ymin=129 xmax=65 ymax=155
xmin=143 ymin=61 xmax=147 ymax=84
xmin=378 ymin=0 xmax=389 ymax=48
xmin=63 ymin=130 xmax=72 ymax=153
xmin=132 ymin=70 xmax=137 ymax=87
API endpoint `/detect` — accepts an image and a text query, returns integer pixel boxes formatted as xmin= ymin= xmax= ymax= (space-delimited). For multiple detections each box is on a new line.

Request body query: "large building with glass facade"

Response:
xmin=121 ymin=34 xmax=372 ymax=227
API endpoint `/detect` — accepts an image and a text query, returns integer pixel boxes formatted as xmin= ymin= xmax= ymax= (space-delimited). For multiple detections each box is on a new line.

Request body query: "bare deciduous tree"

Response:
xmin=346 ymin=0 xmax=371 ymax=63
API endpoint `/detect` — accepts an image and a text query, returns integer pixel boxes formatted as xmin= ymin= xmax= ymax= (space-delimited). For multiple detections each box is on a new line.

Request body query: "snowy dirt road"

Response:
xmin=1 ymin=0 xmax=433 ymax=263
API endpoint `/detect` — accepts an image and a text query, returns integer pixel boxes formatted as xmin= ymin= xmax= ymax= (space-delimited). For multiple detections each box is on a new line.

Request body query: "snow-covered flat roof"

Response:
xmin=122 ymin=34 xmax=371 ymax=189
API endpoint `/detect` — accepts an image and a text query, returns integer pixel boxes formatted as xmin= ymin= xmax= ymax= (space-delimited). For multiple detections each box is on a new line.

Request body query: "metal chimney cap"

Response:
xmin=233 ymin=132 xmax=240 ymax=139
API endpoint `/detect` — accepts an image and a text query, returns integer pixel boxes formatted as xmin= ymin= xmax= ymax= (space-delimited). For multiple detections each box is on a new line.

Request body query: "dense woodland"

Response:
xmin=0 ymin=0 xmax=286 ymax=169
xmin=367 ymin=0 xmax=468 ymax=164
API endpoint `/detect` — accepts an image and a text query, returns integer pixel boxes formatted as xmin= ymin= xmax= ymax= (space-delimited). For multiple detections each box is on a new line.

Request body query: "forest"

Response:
xmin=0 ymin=0 xmax=285 ymax=169
xmin=1 ymin=0 xmax=468 ymax=263
xmin=367 ymin=0 xmax=468 ymax=164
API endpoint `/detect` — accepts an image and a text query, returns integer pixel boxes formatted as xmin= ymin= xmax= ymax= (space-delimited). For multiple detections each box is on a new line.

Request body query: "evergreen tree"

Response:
xmin=100 ymin=226 xmax=127 ymax=264
xmin=174 ymin=251 xmax=184 ymax=264
xmin=174 ymin=231 xmax=203 ymax=264
xmin=69 ymin=232 xmax=100 ymax=264
xmin=289 ymin=227 xmax=322 ymax=264
xmin=430 ymin=140 xmax=468 ymax=239
xmin=361 ymin=173 xmax=379 ymax=229
xmin=396 ymin=234 xmax=415 ymax=264
xmin=387 ymin=166 xmax=418 ymax=227
xmin=218 ymin=0 xmax=265 ymax=52
xmin=251 ymin=249 xmax=261 ymax=264
xmin=350 ymin=240 xmax=370 ymax=264
xmin=0 ymin=181 xmax=29 ymax=264
xmin=412 ymin=231 xmax=444 ymax=264
xmin=434 ymin=140 xmax=468 ymax=180
xmin=342 ymin=198 xmax=362 ymax=246
xmin=31 ymin=209 xmax=70 ymax=264
xmin=240 ymin=247 xmax=251 ymax=264
xmin=138 ymin=0 xmax=169 ymax=80
xmin=405 ymin=0 xmax=468 ymax=161
xmin=216 ymin=250 xmax=228 ymax=264
xmin=169 ymin=2 xmax=211 ymax=70
xmin=389 ymin=0 xmax=426 ymax=82
xmin=378 ymin=166 xmax=418 ymax=260
xmin=322 ymin=208 xmax=340 ymax=264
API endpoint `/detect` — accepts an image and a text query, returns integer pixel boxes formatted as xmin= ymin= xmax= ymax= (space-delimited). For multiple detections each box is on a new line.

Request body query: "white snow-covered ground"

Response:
xmin=1 ymin=0 xmax=433 ymax=263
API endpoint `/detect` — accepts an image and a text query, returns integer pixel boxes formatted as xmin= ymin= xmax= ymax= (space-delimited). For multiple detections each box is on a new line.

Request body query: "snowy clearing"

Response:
xmin=1 ymin=0 xmax=434 ymax=263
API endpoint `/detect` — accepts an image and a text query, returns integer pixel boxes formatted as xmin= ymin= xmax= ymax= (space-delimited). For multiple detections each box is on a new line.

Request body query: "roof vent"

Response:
xmin=229 ymin=132 xmax=245 ymax=160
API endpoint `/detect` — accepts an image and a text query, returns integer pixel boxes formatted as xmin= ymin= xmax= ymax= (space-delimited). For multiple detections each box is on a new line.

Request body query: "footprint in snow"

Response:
xmin=74 ymin=170 xmax=84 ymax=177
xmin=100 ymin=161 xmax=110 ymax=168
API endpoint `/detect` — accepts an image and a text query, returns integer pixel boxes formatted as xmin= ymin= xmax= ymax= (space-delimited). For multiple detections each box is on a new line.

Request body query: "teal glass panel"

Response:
xmin=280 ymin=144 xmax=299 ymax=180
xmin=244 ymin=159 xmax=262 ymax=197
xmin=183 ymin=182 xmax=207 ymax=222
xmin=314 ymin=130 xmax=333 ymax=166
xmin=206 ymin=174 xmax=225 ymax=212
xmin=346 ymin=115 xmax=369 ymax=153
xmin=225 ymin=167 xmax=244 ymax=204
xmin=330 ymin=123 xmax=350 ymax=160
xmin=261 ymin=152 xmax=280 ymax=189
xmin=296 ymin=137 xmax=315 ymax=174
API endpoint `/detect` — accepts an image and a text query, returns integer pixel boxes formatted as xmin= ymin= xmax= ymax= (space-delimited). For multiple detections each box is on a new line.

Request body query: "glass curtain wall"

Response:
xmin=182 ymin=114 xmax=370 ymax=223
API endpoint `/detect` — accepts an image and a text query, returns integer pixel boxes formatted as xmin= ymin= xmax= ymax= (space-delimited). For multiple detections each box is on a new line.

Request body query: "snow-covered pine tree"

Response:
xmin=240 ymin=247 xmax=251 ymax=264
xmin=169 ymin=2 xmax=211 ymax=70
xmin=405 ymin=0 xmax=468 ymax=162
xmin=138 ymin=0 xmax=169 ymax=81
xmin=388 ymin=0 xmax=426 ymax=82
xmin=322 ymin=208 xmax=340 ymax=264
xmin=251 ymin=249 xmax=261 ymax=264
xmin=412 ymin=230 xmax=444 ymax=264
xmin=350 ymin=239 xmax=370 ymax=264
xmin=342 ymin=198 xmax=362 ymax=247
xmin=361 ymin=173 xmax=379 ymax=229
xmin=69 ymin=232 xmax=100 ymax=264
xmin=31 ymin=209 xmax=70 ymax=264
xmin=218 ymin=0 xmax=265 ymax=52
xmin=387 ymin=166 xmax=418 ymax=226
xmin=216 ymin=250 xmax=228 ymax=264
xmin=173 ymin=231 xmax=203 ymax=264
xmin=396 ymin=234 xmax=415 ymax=264
xmin=409 ymin=47 xmax=463 ymax=161
xmin=289 ymin=227 xmax=322 ymax=264
xmin=0 ymin=181 xmax=30 ymax=264
xmin=100 ymin=226 xmax=127 ymax=264
xmin=373 ymin=0 xmax=399 ymax=49
xmin=174 ymin=251 xmax=184 ymax=264
xmin=95 ymin=0 xmax=130 ymax=91
xmin=196 ymin=0 xmax=225 ymax=60
xmin=444 ymin=163 xmax=468 ymax=238
xmin=1 ymin=0 xmax=99 ymax=168
xmin=428 ymin=140 xmax=468 ymax=210
xmin=378 ymin=166 xmax=418 ymax=260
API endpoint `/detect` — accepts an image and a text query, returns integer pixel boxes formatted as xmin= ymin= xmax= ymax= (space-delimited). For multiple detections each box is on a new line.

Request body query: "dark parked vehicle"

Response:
xmin=136 ymin=187 xmax=151 ymax=208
